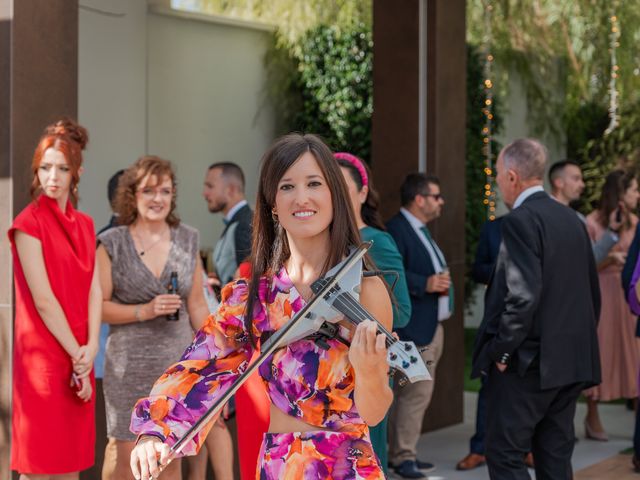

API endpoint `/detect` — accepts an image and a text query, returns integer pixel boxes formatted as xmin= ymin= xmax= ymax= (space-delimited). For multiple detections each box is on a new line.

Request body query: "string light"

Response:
xmin=482 ymin=0 xmax=496 ymax=220
xmin=605 ymin=2 xmax=620 ymax=135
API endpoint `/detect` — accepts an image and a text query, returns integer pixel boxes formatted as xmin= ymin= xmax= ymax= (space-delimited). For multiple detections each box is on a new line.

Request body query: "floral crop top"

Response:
xmin=130 ymin=268 xmax=366 ymax=456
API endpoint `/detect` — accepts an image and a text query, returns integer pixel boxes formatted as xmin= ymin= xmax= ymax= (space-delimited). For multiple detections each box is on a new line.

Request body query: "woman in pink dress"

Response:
xmin=585 ymin=169 xmax=640 ymax=440
xmin=9 ymin=119 xmax=102 ymax=478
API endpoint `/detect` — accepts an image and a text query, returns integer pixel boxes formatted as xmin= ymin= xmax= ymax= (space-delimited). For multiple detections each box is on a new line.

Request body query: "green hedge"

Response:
xmin=266 ymin=23 xmax=372 ymax=158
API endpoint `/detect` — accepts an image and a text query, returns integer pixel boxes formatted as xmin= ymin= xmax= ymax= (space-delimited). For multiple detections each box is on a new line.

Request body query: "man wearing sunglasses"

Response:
xmin=386 ymin=173 xmax=452 ymax=478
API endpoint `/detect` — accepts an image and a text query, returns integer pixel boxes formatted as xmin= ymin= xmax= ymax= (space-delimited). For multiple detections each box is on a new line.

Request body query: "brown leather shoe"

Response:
xmin=456 ymin=453 xmax=486 ymax=471
xmin=525 ymin=452 xmax=535 ymax=469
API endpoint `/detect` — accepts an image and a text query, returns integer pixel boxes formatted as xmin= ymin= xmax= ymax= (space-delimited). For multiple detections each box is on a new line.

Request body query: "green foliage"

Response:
xmin=579 ymin=106 xmax=640 ymax=213
xmin=564 ymin=101 xmax=608 ymax=162
xmin=266 ymin=24 xmax=373 ymax=158
xmin=467 ymin=0 xmax=640 ymax=137
xmin=465 ymin=45 xmax=503 ymax=310
xmin=263 ymin=34 xmax=306 ymax=135
xmin=294 ymin=25 xmax=373 ymax=158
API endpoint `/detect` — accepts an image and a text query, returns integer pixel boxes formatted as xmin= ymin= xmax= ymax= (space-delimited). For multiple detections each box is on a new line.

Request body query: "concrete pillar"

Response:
xmin=0 ymin=1 xmax=78 ymax=477
xmin=372 ymin=0 xmax=466 ymax=431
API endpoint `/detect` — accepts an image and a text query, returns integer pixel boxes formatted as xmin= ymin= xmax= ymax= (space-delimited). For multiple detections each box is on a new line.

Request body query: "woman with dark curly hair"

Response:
xmin=9 ymin=118 xmax=101 ymax=478
xmin=97 ymin=156 xmax=210 ymax=479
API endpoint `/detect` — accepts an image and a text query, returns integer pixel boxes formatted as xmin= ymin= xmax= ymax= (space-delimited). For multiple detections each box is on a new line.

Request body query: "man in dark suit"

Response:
xmin=472 ymin=138 xmax=601 ymax=480
xmin=387 ymin=173 xmax=452 ymax=478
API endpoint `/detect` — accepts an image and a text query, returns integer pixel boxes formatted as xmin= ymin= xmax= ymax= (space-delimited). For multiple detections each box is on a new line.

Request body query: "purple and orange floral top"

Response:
xmin=130 ymin=268 xmax=367 ymax=456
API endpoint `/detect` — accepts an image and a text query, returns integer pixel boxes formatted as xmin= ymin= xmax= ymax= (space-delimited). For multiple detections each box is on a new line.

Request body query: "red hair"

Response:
xmin=30 ymin=118 xmax=89 ymax=204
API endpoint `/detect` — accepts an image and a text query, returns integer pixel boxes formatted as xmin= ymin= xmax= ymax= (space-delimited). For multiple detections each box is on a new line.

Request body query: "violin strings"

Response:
xmin=313 ymin=276 xmax=398 ymax=348
xmin=332 ymin=292 xmax=397 ymax=347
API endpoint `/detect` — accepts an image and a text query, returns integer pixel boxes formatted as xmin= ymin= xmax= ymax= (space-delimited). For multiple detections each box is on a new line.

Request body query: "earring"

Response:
xmin=271 ymin=209 xmax=279 ymax=224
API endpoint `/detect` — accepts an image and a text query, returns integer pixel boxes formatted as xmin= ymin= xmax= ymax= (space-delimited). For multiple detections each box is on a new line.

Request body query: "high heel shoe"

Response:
xmin=584 ymin=419 xmax=609 ymax=441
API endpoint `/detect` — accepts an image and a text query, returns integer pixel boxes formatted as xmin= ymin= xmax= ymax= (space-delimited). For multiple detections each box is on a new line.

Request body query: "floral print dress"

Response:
xmin=130 ymin=268 xmax=384 ymax=479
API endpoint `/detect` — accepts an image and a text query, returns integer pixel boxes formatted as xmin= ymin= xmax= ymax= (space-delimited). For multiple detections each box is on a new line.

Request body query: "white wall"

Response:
xmin=78 ymin=2 xmax=276 ymax=250
xmin=146 ymin=9 xmax=275 ymax=250
xmin=78 ymin=0 xmax=148 ymax=228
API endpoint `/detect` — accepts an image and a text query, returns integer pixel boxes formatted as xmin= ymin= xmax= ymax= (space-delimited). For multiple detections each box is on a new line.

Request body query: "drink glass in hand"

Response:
xmin=438 ymin=268 xmax=451 ymax=294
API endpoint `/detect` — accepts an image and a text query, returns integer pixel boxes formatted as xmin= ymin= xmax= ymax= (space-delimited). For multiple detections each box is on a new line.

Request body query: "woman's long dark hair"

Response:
xmin=337 ymin=158 xmax=386 ymax=231
xmin=596 ymin=169 xmax=636 ymax=230
xmin=244 ymin=133 xmax=362 ymax=339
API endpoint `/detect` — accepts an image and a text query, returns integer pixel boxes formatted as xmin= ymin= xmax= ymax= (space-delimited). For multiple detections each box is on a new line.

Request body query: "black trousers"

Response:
xmin=485 ymin=366 xmax=584 ymax=480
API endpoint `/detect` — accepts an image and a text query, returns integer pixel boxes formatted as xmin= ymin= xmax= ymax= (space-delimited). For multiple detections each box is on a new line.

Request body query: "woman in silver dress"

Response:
xmin=97 ymin=156 xmax=209 ymax=479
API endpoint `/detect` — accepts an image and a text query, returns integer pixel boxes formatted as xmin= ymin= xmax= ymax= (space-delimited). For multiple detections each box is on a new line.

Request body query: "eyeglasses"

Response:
xmin=137 ymin=187 xmax=173 ymax=199
xmin=420 ymin=192 xmax=444 ymax=201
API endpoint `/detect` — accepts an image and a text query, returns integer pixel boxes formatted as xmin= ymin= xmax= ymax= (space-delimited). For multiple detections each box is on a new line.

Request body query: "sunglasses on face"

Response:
xmin=420 ymin=192 xmax=444 ymax=201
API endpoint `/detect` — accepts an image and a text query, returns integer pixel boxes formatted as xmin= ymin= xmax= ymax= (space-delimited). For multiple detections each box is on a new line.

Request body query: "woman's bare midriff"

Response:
xmin=267 ymin=404 xmax=331 ymax=433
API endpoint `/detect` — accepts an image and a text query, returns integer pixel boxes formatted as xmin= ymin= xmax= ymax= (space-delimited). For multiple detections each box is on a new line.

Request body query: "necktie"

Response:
xmin=420 ymin=226 xmax=454 ymax=314
xmin=420 ymin=226 xmax=446 ymax=267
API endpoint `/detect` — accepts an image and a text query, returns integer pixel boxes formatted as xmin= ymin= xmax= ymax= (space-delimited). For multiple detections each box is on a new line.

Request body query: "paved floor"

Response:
xmin=399 ymin=392 xmax=638 ymax=480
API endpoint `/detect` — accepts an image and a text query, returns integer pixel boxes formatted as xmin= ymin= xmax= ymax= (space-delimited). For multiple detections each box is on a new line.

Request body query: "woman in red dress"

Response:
xmin=8 ymin=119 xmax=102 ymax=478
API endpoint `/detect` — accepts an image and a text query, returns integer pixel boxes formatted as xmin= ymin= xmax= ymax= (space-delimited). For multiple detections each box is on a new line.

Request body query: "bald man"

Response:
xmin=472 ymin=139 xmax=601 ymax=480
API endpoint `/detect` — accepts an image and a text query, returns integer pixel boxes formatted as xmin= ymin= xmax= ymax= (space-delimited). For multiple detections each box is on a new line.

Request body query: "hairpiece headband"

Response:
xmin=334 ymin=152 xmax=368 ymax=187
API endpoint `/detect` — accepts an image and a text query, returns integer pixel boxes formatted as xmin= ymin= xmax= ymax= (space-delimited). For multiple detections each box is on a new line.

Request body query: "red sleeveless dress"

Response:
xmin=9 ymin=195 xmax=96 ymax=474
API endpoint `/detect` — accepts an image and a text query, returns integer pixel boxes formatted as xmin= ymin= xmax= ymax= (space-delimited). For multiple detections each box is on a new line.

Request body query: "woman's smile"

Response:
xmin=292 ymin=209 xmax=317 ymax=218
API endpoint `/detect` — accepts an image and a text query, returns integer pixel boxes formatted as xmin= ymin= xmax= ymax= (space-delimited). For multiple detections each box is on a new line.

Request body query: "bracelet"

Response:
xmin=134 ymin=305 xmax=143 ymax=322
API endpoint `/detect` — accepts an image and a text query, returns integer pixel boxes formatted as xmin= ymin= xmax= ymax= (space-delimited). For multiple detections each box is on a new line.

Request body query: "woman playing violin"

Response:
xmin=129 ymin=133 xmax=393 ymax=479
